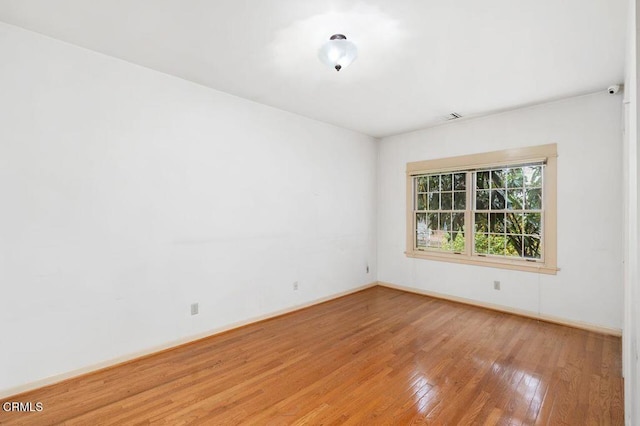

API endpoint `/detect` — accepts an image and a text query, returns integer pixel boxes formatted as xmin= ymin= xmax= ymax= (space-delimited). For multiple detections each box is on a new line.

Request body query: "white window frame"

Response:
xmin=405 ymin=144 xmax=558 ymax=275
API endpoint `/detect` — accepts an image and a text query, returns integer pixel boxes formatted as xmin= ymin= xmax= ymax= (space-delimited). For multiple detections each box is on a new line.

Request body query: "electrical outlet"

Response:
xmin=191 ymin=303 xmax=199 ymax=315
xmin=493 ymin=281 xmax=501 ymax=290
xmin=293 ymin=281 xmax=299 ymax=291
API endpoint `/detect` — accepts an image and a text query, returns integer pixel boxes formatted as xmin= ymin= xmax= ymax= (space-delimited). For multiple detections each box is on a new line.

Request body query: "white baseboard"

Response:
xmin=4 ymin=280 xmax=618 ymax=399
xmin=377 ymin=281 xmax=622 ymax=337
xmin=0 ymin=282 xmax=377 ymax=399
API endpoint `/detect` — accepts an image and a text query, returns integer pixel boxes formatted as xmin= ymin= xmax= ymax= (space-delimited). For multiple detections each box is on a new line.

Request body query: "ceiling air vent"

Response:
xmin=446 ymin=112 xmax=463 ymax=120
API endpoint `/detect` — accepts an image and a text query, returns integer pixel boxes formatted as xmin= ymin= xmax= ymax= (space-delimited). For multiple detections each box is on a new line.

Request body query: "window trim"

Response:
xmin=405 ymin=144 xmax=558 ymax=275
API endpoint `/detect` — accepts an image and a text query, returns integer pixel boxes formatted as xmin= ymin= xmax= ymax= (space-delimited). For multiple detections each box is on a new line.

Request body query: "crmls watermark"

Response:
xmin=2 ymin=401 xmax=44 ymax=412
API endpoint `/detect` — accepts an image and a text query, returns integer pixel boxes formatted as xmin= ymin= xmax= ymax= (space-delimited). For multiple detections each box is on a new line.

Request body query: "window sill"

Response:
xmin=405 ymin=250 xmax=558 ymax=275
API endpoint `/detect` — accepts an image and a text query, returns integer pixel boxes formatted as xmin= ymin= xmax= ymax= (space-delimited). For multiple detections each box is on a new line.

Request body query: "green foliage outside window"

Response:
xmin=415 ymin=165 xmax=543 ymax=260
xmin=441 ymin=231 xmax=466 ymax=253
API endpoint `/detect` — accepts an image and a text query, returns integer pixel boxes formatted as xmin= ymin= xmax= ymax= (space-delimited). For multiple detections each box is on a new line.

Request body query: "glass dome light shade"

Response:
xmin=318 ymin=35 xmax=358 ymax=71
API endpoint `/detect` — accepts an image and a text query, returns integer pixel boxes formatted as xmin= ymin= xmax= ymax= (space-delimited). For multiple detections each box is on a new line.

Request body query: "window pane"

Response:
xmin=524 ymin=166 xmax=542 ymax=187
xmin=416 ymin=176 xmax=428 ymax=193
xmin=441 ymin=174 xmax=452 ymax=191
xmin=523 ymin=235 xmax=542 ymax=259
xmin=476 ymin=190 xmax=489 ymax=210
xmin=416 ymin=213 xmax=427 ymax=249
xmin=491 ymin=170 xmax=504 ymax=188
xmin=524 ymin=213 xmax=541 ymax=235
xmin=450 ymin=232 xmax=465 ymax=252
xmin=474 ymin=233 xmax=489 ymax=254
xmin=440 ymin=212 xmax=452 ymax=231
xmin=452 ymin=212 xmax=465 ymax=232
xmin=476 ymin=171 xmax=490 ymax=189
xmin=507 ymin=188 xmax=524 ymax=210
xmin=454 ymin=191 xmax=466 ymax=210
xmin=427 ymin=213 xmax=439 ymax=231
xmin=441 ymin=192 xmax=452 ymax=210
xmin=428 ymin=175 xmax=440 ymax=191
xmin=526 ymin=188 xmax=542 ymax=210
xmin=428 ymin=230 xmax=446 ymax=248
xmin=506 ymin=235 xmax=523 ymax=257
xmin=475 ymin=213 xmax=488 ymax=232
xmin=491 ymin=190 xmax=505 ymax=210
xmin=428 ymin=193 xmax=440 ymax=210
xmin=454 ymin=173 xmax=466 ymax=190
xmin=440 ymin=232 xmax=453 ymax=251
xmin=490 ymin=213 xmax=505 ymax=233
xmin=507 ymin=168 xmax=524 ymax=187
xmin=506 ymin=213 xmax=523 ymax=233
xmin=489 ymin=234 xmax=506 ymax=256
xmin=417 ymin=194 xmax=427 ymax=210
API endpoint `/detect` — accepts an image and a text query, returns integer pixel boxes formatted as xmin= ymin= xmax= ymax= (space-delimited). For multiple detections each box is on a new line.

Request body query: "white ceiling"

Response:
xmin=0 ymin=0 xmax=628 ymax=137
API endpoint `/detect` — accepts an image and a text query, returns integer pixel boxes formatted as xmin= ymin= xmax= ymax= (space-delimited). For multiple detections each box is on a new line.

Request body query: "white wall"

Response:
xmin=623 ymin=0 xmax=639 ymax=424
xmin=378 ymin=93 xmax=624 ymax=330
xmin=0 ymin=23 xmax=377 ymax=394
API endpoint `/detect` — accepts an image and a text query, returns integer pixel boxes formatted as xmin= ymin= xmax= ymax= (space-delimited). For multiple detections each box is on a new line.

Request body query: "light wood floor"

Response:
xmin=0 ymin=286 xmax=623 ymax=425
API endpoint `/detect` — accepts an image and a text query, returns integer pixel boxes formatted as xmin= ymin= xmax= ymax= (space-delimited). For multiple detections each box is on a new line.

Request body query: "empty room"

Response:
xmin=1 ymin=0 xmax=639 ymax=424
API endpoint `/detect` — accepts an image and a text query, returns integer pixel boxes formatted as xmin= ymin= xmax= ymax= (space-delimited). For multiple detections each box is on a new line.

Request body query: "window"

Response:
xmin=473 ymin=164 xmax=543 ymax=259
xmin=406 ymin=144 xmax=557 ymax=274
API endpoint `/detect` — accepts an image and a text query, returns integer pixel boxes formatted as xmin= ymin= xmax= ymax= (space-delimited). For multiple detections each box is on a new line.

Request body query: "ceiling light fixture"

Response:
xmin=318 ymin=34 xmax=358 ymax=72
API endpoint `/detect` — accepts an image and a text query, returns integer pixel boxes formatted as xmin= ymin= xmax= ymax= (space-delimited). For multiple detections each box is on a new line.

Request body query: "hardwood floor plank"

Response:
xmin=0 ymin=286 xmax=623 ymax=425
